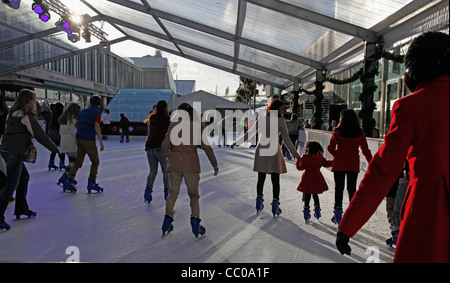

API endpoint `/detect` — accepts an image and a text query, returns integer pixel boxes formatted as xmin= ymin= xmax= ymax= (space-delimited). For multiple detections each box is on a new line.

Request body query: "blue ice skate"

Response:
xmin=59 ymin=161 xmax=66 ymax=171
xmin=255 ymin=196 xmax=264 ymax=214
xmin=161 ymin=215 xmax=174 ymax=237
xmin=0 ymin=222 xmax=11 ymax=231
xmin=303 ymin=208 xmax=311 ymax=223
xmin=14 ymin=210 xmax=36 ymax=221
xmin=144 ymin=187 xmax=153 ymax=203
xmin=271 ymin=200 xmax=282 ymax=217
xmin=386 ymin=229 xmax=399 ymax=247
xmin=314 ymin=206 xmax=321 ymax=220
xmin=60 ymin=174 xmax=77 ymax=194
xmin=48 ymin=160 xmax=58 ymax=171
xmin=331 ymin=209 xmax=343 ymax=224
xmin=164 ymin=188 xmax=169 ymax=201
xmin=190 ymin=217 xmax=206 ymax=239
xmin=87 ymin=178 xmax=103 ymax=193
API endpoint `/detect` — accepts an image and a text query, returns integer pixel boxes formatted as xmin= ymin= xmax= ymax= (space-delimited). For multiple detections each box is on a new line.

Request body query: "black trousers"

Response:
xmin=304 ymin=193 xmax=320 ymax=209
xmin=257 ymin=172 xmax=280 ymax=201
xmin=333 ymin=170 xmax=358 ymax=210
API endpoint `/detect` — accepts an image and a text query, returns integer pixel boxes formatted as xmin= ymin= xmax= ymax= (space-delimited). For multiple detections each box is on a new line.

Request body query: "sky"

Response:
xmin=111 ymin=40 xmax=241 ymax=97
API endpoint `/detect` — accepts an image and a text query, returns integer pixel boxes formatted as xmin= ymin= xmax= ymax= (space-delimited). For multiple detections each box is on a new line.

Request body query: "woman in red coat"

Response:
xmin=336 ymin=32 xmax=449 ymax=263
xmin=296 ymin=141 xmax=333 ymax=223
xmin=327 ymin=109 xmax=372 ymax=224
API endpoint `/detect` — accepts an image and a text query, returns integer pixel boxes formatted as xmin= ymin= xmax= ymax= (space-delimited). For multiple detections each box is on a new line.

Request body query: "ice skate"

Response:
xmin=386 ymin=229 xmax=399 ymax=247
xmin=164 ymin=188 xmax=169 ymax=201
xmin=303 ymin=208 xmax=311 ymax=224
xmin=313 ymin=206 xmax=321 ymax=220
xmin=331 ymin=209 xmax=342 ymax=224
xmin=255 ymin=196 xmax=264 ymax=214
xmin=87 ymin=178 xmax=104 ymax=193
xmin=14 ymin=210 xmax=36 ymax=221
xmin=59 ymin=174 xmax=77 ymax=193
xmin=190 ymin=217 xmax=206 ymax=239
xmin=59 ymin=161 xmax=66 ymax=171
xmin=144 ymin=187 xmax=152 ymax=203
xmin=271 ymin=200 xmax=282 ymax=218
xmin=48 ymin=160 xmax=58 ymax=171
xmin=0 ymin=222 xmax=11 ymax=231
xmin=161 ymin=215 xmax=174 ymax=237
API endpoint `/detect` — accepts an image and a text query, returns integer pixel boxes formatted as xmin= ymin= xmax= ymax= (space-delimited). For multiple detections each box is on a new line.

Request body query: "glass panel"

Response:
xmin=112 ymin=25 xmax=180 ymax=54
xmin=147 ymin=0 xmax=238 ymax=34
xmin=280 ymin=0 xmax=413 ymax=29
xmin=161 ymin=19 xmax=235 ymax=57
xmin=239 ymin=45 xmax=310 ymax=77
xmin=87 ymin=0 xmax=166 ymax=35
xmin=180 ymin=46 xmax=234 ymax=70
xmin=236 ymin=64 xmax=289 ymax=86
xmin=243 ymin=3 xmax=353 ymax=61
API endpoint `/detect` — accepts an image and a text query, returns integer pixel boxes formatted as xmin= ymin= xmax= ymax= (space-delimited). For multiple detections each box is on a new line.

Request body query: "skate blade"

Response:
xmin=195 ymin=234 xmax=206 ymax=240
xmin=13 ymin=215 xmax=36 ymax=222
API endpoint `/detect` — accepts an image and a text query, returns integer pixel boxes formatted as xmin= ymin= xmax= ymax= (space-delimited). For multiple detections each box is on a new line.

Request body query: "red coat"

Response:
xmin=296 ymin=154 xmax=333 ymax=194
xmin=327 ymin=130 xmax=372 ymax=172
xmin=338 ymin=76 xmax=449 ymax=263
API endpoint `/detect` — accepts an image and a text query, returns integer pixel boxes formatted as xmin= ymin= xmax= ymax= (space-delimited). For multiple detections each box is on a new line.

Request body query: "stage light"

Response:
xmin=32 ymin=0 xmax=51 ymax=23
xmin=67 ymin=25 xmax=80 ymax=43
xmin=1 ymin=0 xmax=21 ymax=10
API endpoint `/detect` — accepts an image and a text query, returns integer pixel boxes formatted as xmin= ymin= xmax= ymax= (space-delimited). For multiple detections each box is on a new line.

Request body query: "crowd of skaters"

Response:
xmin=0 ymin=32 xmax=448 ymax=263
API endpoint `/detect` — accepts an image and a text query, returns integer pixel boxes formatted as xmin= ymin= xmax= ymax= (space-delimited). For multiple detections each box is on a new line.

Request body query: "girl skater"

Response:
xmin=57 ymin=103 xmax=81 ymax=192
xmin=296 ymin=141 xmax=333 ymax=223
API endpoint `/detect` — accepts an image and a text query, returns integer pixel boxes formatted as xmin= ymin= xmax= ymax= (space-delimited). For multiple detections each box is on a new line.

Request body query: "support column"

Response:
xmin=313 ymin=69 xmax=326 ymax=129
xmin=292 ymin=79 xmax=300 ymax=115
xmin=359 ymin=38 xmax=379 ymax=137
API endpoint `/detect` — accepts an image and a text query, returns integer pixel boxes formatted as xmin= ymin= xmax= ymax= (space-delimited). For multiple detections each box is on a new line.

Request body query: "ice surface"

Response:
xmin=0 ymin=136 xmax=394 ymax=263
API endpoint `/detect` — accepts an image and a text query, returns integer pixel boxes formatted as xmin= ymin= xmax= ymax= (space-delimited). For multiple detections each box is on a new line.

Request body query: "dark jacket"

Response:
xmin=145 ymin=115 xmax=170 ymax=150
xmin=0 ymin=111 xmax=58 ymax=155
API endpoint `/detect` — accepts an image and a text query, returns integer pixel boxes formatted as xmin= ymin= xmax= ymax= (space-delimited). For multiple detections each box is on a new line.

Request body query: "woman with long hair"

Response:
xmin=327 ymin=109 xmax=372 ymax=224
xmin=0 ymin=89 xmax=59 ymax=231
xmin=232 ymin=99 xmax=300 ymax=217
xmin=144 ymin=100 xmax=171 ymax=203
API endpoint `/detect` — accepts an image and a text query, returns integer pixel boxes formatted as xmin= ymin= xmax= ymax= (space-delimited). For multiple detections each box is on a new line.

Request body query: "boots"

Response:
xmin=331 ymin=208 xmax=343 ymax=224
xmin=161 ymin=215 xmax=174 ymax=237
xmin=303 ymin=208 xmax=311 ymax=223
xmin=87 ymin=178 xmax=104 ymax=193
xmin=313 ymin=205 xmax=321 ymax=220
xmin=48 ymin=160 xmax=58 ymax=171
xmin=271 ymin=199 xmax=282 ymax=217
xmin=59 ymin=161 xmax=66 ymax=171
xmin=190 ymin=217 xmax=206 ymax=239
xmin=255 ymin=196 xmax=264 ymax=214
xmin=144 ymin=187 xmax=153 ymax=203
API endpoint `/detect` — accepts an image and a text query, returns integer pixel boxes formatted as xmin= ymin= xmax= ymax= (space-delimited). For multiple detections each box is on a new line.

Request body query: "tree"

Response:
xmin=235 ymin=76 xmax=261 ymax=104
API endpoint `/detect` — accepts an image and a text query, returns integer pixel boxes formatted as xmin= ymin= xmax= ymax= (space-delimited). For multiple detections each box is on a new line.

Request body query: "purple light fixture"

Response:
xmin=1 ymin=0 xmax=21 ymax=10
xmin=32 ymin=0 xmax=51 ymax=23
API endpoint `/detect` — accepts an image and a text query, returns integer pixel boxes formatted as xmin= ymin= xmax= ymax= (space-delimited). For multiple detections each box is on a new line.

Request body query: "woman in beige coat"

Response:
xmin=232 ymin=99 xmax=300 ymax=217
xmin=161 ymin=103 xmax=218 ymax=238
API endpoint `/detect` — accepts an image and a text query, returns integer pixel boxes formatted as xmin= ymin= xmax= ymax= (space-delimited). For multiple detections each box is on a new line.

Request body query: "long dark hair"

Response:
xmin=148 ymin=100 xmax=169 ymax=123
xmin=265 ymin=99 xmax=284 ymax=117
xmin=334 ymin=109 xmax=363 ymax=138
xmin=10 ymin=89 xmax=36 ymax=114
xmin=404 ymin=31 xmax=449 ymax=92
xmin=59 ymin=103 xmax=81 ymax=125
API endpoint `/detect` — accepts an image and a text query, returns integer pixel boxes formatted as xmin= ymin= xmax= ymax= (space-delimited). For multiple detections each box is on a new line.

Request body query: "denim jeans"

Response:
xmin=0 ymin=152 xmax=30 ymax=223
xmin=146 ymin=148 xmax=169 ymax=189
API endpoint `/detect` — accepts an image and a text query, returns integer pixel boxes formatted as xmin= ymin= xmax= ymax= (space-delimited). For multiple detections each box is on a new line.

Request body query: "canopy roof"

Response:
xmin=176 ymin=90 xmax=249 ymax=111
xmin=1 ymin=0 xmax=448 ymax=88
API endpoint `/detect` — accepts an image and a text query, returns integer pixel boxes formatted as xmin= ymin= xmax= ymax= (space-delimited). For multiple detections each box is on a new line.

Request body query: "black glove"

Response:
xmin=336 ymin=230 xmax=351 ymax=256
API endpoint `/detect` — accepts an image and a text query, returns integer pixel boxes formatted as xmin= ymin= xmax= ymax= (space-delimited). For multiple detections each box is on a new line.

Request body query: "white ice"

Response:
xmin=0 ymin=135 xmax=394 ymax=263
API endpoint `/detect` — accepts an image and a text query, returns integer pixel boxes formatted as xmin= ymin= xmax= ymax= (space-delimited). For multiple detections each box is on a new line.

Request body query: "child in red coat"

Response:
xmin=296 ymin=141 xmax=333 ymax=223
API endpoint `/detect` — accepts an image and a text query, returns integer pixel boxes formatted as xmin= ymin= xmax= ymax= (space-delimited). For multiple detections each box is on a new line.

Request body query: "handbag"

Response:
xmin=23 ymin=140 xmax=37 ymax=163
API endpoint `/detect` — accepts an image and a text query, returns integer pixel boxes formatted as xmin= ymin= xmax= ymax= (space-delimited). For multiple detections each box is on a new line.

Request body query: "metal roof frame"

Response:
xmin=1 ymin=0 xmax=448 ymax=88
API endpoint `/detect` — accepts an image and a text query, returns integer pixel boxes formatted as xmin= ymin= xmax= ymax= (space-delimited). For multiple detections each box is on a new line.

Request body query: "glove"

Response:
xmin=336 ymin=230 xmax=351 ymax=256
xmin=214 ymin=167 xmax=219 ymax=176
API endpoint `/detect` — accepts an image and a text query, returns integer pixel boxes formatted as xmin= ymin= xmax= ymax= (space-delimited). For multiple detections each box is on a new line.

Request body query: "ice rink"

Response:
xmin=0 ymin=135 xmax=394 ymax=263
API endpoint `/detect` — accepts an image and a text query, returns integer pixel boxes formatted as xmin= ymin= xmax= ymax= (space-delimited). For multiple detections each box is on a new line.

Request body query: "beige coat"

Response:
xmin=238 ymin=116 xmax=298 ymax=174
xmin=162 ymin=121 xmax=218 ymax=173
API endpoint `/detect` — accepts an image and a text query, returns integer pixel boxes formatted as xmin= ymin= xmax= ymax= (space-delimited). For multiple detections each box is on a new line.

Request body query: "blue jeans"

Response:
xmin=146 ymin=148 xmax=169 ymax=190
xmin=0 ymin=152 xmax=30 ymax=223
